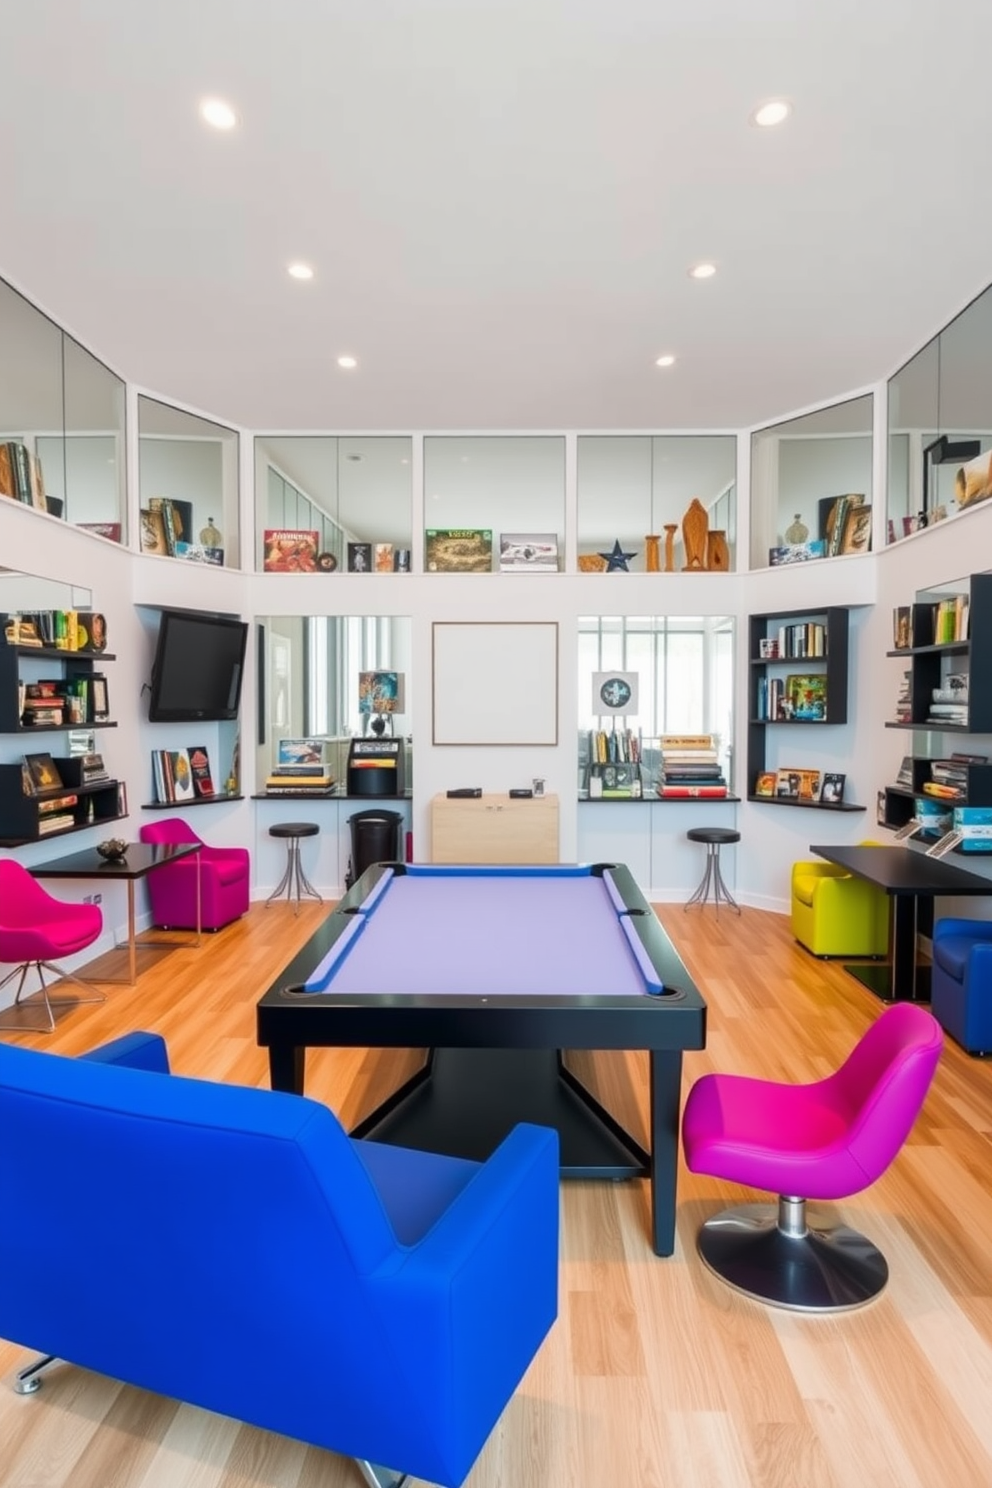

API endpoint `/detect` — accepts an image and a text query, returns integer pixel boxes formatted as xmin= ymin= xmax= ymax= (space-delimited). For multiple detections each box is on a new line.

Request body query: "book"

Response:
xmin=374 ymin=543 xmax=394 ymax=572
xmin=174 ymin=541 xmax=224 ymax=566
xmin=168 ymin=748 xmax=195 ymax=802
xmin=425 ymin=529 xmax=493 ymax=573
xmin=393 ymin=548 xmax=411 ymax=573
xmin=347 ymin=542 xmax=373 ymax=573
xmin=139 ymin=507 xmax=169 ymax=556
xmin=768 ymin=540 xmax=827 ymax=565
xmin=75 ymin=612 xmax=107 ymax=652
xmin=24 ymin=752 xmax=63 ymax=791
xmin=499 ymin=533 xmax=558 ymax=571
xmin=263 ymin=529 xmax=319 ymax=573
xmin=892 ymin=607 xmax=912 ymax=649
xmin=276 ymin=738 xmax=326 ymax=769
xmin=187 ymin=745 xmax=215 ymax=797
xmin=754 ymin=772 xmax=777 ymax=797
xmin=76 ymin=521 xmax=122 ymax=543
xmin=820 ymin=772 xmax=846 ymax=804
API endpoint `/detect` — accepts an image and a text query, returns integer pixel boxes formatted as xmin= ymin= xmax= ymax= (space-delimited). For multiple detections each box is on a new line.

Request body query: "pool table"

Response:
xmin=256 ymin=862 xmax=707 ymax=1255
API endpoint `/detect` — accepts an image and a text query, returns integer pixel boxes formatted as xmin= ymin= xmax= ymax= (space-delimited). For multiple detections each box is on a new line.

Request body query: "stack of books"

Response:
xmin=894 ymin=670 xmax=912 ymax=724
xmin=265 ymin=738 xmax=334 ymax=795
xmin=657 ymin=735 xmax=728 ymax=798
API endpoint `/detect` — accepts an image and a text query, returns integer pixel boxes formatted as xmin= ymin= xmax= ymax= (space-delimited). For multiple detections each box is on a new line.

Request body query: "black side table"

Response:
xmin=266 ymin=823 xmax=322 ymax=915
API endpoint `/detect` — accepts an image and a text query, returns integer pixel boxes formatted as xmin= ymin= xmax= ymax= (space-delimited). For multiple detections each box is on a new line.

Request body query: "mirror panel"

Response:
xmin=138 ymin=396 xmax=239 ymax=566
xmin=750 ymin=395 xmax=873 ymax=568
xmin=59 ymin=334 xmax=126 ymax=541
xmin=0 ymin=277 xmax=65 ymax=514
xmin=424 ymin=436 xmax=564 ymax=571
xmin=577 ymin=436 xmax=737 ymax=572
xmin=255 ymin=614 xmax=413 ymax=786
xmin=255 ymin=436 xmax=412 ymax=572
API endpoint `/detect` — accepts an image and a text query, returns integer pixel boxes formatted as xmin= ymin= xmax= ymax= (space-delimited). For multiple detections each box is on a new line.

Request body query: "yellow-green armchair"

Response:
xmin=791 ymin=853 xmax=889 ymax=958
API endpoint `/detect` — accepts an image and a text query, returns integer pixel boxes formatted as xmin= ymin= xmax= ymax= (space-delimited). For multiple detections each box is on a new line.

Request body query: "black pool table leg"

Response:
xmin=648 ymin=1049 xmax=683 ymax=1257
xmin=269 ymin=1043 xmax=306 ymax=1094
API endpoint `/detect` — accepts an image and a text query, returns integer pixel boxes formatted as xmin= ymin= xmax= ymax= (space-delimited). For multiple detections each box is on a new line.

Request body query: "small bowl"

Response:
xmin=96 ymin=839 xmax=129 ymax=861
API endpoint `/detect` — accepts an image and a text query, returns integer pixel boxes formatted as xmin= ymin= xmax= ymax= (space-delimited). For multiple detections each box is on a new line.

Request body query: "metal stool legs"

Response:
xmin=266 ymin=837 xmax=323 ymax=915
xmin=685 ymin=841 xmax=740 ymax=914
xmin=0 ymin=960 xmax=106 ymax=1034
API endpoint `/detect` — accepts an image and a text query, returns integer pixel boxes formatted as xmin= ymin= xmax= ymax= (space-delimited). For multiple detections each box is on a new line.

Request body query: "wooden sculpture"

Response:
xmin=663 ymin=524 xmax=678 ymax=572
xmin=644 ymin=534 xmax=661 ymax=572
xmin=706 ymin=530 xmax=730 ymax=571
xmin=682 ymin=498 xmax=708 ymax=570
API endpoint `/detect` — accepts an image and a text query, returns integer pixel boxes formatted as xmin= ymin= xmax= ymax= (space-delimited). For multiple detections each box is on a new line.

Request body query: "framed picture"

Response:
xmin=91 ymin=674 xmax=110 ymax=722
xmin=795 ymin=768 xmax=822 ymax=802
xmin=820 ymin=772 xmax=846 ymax=805
xmin=758 ymin=638 xmax=779 ymax=659
xmin=754 ymin=771 xmax=777 ymax=798
xmin=840 ymin=503 xmax=873 ymax=555
xmin=892 ymin=607 xmax=912 ymax=649
xmin=425 ymin=529 xmax=493 ymax=573
xmin=775 ymin=770 xmax=800 ymax=799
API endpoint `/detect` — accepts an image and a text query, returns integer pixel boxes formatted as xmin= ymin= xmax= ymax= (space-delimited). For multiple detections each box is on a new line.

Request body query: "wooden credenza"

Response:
xmin=430 ymin=792 xmax=560 ymax=865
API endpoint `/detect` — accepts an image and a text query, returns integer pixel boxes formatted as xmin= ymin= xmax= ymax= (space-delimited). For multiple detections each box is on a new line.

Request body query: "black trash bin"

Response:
xmin=346 ymin=809 xmax=404 ymax=889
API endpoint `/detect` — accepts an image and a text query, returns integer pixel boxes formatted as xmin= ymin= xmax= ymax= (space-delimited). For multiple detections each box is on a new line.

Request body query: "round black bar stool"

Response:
xmin=266 ymin=822 xmax=322 ymax=914
xmin=685 ymin=826 xmax=741 ymax=914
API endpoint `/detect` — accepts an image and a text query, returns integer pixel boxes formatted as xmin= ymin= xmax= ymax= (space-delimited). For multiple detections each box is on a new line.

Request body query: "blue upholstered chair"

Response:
xmin=931 ymin=918 xmax=992 ymax=1054
xmin=0 ymin=1034 xmax=559 ymax=1488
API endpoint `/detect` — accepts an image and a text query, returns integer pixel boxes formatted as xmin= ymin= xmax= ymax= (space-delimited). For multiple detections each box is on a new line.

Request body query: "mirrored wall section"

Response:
xmin=138 ymin=396 xmax=239 ymax=567
xmin=255 ymin=436 xmax=413 ymax=573
xmin=578 ymin=615 xmax=735 ymax=795
xmin=887 ymin=284 xmax=992 ymax=543
xmin=577 ymin=437 xmax=737 ymax=573
xmin=256 ymin=615 xmax=413 ymax=788
xmin=0 ymin=276 xmax=125 ymax=540
xmin=749 ymin=395 xmax=873 ymax=569
xmin=423 ymin=436 xmax=565 ymax=573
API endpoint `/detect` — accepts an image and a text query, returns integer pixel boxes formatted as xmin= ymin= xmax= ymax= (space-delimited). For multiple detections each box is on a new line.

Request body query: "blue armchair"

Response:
xmin=0 ymin=1034 xmax=559 ymax=1488
xmin=931 ymin=918 xmax=992 ymax=1054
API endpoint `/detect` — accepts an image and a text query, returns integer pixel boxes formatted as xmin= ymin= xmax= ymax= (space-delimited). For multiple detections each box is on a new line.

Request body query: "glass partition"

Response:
xmin=0 ymin=276 xmax=126 ymax=542
xmin=887 ymin=283 xmax=992 ymax=542
xmin=255 ymin=614 xmax=412 ymax=785
xmin=750 ymin=395 xmax=873 ymax=569
xmin=255 ymin=435 xmax=412 ymax=572
xmin=577 ymin=614 xmax=735 ymax=793
xmin=577 ymin=436 xmax=737 ymax=573
xmin=423 ymin=436 xmax=564 ymax=573
xmin=138 ymin=396 xmax=239 ymax=567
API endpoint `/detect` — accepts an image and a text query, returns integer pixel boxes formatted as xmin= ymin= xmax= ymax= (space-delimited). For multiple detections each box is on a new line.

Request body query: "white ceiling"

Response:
xmin=3 ymin=0 xmax=992 ymax=434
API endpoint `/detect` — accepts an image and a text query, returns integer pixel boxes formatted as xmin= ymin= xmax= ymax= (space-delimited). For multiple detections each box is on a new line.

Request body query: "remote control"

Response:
xmin=446 ymin=787 xmax=482 ymax=798
xmin=508 ymin=788 xmax=534 ymax=798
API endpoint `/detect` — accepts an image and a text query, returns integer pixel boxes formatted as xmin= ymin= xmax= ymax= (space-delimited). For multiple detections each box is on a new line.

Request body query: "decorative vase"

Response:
xmin=200 ymin=517 xmax=222 ymax=547
xmin=663 ymin=524 xmax=678 ymax=572
xmin=644 ymin=534 xmax=661 ymax=572
xmin=785 ymin=513 xmax=809 ymax=544
xmin=682 ymin=498 xmax=708 ymax=570
xmin=706 ymin=530 xmax=730 ymax=572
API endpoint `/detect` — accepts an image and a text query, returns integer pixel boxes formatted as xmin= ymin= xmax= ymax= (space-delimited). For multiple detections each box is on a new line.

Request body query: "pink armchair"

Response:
xmin=0 ymin=860 xmax=105 ymax=1032
xmin=139 ymin=819 xmax=250 ymax=931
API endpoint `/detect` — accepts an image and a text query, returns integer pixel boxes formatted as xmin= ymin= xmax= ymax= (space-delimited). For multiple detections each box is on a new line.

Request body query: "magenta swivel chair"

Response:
xmin=139 ymin=819 xmax=250 ymax=931
xmin=0 ymin=861 xmax=105 ymax=1033
xmin=682 ymin=1004 xmax=943 ymax=1312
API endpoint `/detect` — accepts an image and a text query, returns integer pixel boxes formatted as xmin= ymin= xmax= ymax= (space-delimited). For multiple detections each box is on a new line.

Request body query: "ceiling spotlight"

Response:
xmin=345 ymin=453 xmax=363 ymax=462
xmin=288 ymin=263 xmax=314 ymax=280
xmin=200 ymin=98 xmax=237 ymax=130
xmin=337 ymin=355 xmax=357 ymax=369
xmin=751 ymin=99 xmax=792 ymax=128
xmin=655 ymin=355 xmax=676 ymax=368
xmin=689 ymin=263 xmax=717 ymax=280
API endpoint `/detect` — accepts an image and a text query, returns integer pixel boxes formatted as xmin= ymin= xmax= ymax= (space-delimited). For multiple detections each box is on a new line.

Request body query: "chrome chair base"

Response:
xmin=696 ymin=1199 xmax=888 ymax=1312
xmin=14 ymin=1353 xmax=59 ymax=1394
xmin=685 ymin=844 xmax=740 ymax=914
xmin=0 ymin=961 xmax=106 ymax=1034
xmin=356 ymin=1460 xmax=408 ymax=1488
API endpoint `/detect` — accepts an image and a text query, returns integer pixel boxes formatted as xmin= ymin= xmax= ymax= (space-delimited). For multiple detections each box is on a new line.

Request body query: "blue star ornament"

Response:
xmin=599 ymin=539 xmax=637 ymax=572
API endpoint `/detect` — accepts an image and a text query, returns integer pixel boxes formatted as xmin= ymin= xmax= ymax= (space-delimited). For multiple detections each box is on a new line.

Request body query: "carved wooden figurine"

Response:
xmin=682 ymin=498 xmax=708 ymax=570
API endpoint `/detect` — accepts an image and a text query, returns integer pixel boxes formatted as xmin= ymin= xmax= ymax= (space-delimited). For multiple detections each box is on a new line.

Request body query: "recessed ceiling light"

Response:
xmin=751 ymin=99 xmax=792 ymax=128
xmin=288 ymin=263 xmax=314 ymax=281
xmin=200 ymin=98 xmax=237 ymax=130
xmin=337 ymin=355 xmax=357 ymax=369
xmin=689 ymin=262 xmax=717 ymax=280
xmin=345 ymin=453 xmax=363 ymax=462
xmin=655 ymin=355 xmax=676 ymax=368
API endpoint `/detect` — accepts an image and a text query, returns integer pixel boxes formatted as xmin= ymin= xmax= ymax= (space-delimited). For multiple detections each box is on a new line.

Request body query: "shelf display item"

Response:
xmin=597 ymin=539 xmax=637 ymax=572
xmin=681 ymin=498 xmax=708 ymax=570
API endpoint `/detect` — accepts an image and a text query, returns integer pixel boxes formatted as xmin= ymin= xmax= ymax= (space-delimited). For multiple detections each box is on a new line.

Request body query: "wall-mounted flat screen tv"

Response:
xmin=148 ymin=610 xmax=248 ymax=723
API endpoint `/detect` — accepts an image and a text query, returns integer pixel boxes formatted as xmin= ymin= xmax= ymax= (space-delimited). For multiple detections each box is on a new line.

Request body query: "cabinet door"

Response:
xmin=431 ymin=794 xmax=559 ymax=864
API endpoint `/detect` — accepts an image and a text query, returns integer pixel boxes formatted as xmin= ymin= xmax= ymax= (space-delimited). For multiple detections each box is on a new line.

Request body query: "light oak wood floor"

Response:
xmin=2 ymin=901 xmax=991 ymax=1488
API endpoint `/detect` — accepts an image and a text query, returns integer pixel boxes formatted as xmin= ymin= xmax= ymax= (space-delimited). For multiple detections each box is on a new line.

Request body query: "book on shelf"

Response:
xmin=425 ymin=529 xmax=493 ymax=573
xmin=931 ymin=594 xmax=970 ymax=644
xmin=37 ymin=793 xmax=78 ymax=814
xmin=892 ymin=607 xmax=913 ymax=649
xmin=820 ymin=772 xmax=846 ymax=804
xmin=23 ymin=752 xmax=63 ymax=791
xmin=347 ymin=542 xmax=373 ymax=573
xmin=775 ymin=768 xmax=821 ymax=802
xmin=37 ymin=813 xmax=76 ymax=835
xmin=188 ymin=746 xmax=215 ymax=797
xmin=952 ymin=806 xmax=992 ymax=852
xmin=785 ymin=675 xmax=827 ymax=721
xmin=374 ymin=543 xmax=394 ymax=573
xmin=499 ymin=533 xmax=558 ymax=571
xmin=658 ymin=784 xmax=728 ymax=798
xmin=263 ymin=529 xmax=319 ymax=573
xmin=754 ymin=771 xmax=777 ymax=797
xmin=264 ymin=774 xmax=335 ymax=793
xmin=174 ymin=541 xmax=224 ymax=566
